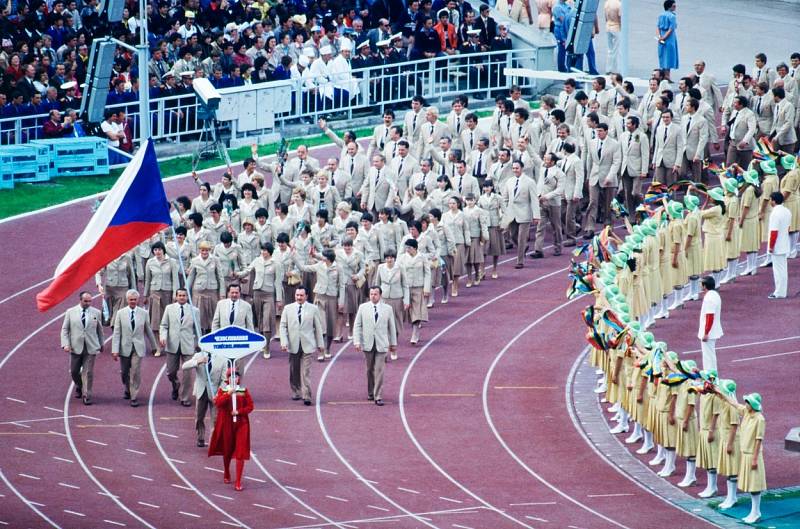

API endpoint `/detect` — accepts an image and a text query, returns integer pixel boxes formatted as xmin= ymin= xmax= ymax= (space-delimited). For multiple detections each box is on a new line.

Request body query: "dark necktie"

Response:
xmin=680 ymin=93 xmax=686 ymax=109
xmin=392 ymin=143 xmax=397 ymax=158
xmin=180 ymin=304 xmax=185 ymax=324
xmin=413 ymin=113 xmax=417 ymax=131
xmin=597 ymin=141 xmax=603 ymax=159
xmin=627 ymin=134 xmax=633 ymax=149
xmin=130 ymin=309 xmax=136 ymax=331
xmin=469 ymin=131 xmax=473 ymax=150
xmin=375 ymin=169 xmax=381 ymax=186
xmin=297 ymin=305 xmax=303 ymax=325
xmin=398 ymin=158 xmax=404 ymax=177
xmin=663 ymin=126 xmax=668 ymax=143
xmin=456 ymin=118 xmax=461 ymax=134
xmin=429 ymin=123 xmax=434 ymax=136
xmin=518 ymin=125 xmax=522 ymax=139
xmin=686 ymin=116 xmax=692 ymax=133
xmin=543 ymin=167 xmax=549 ymax=183
xmin=229 ymin=301 xmax=236 ymax=324
xmin=81 ymin=309 xmax=86 ymax=328
xmin=381 ymin=127 xmax=387 ymax=149
xmin=756 ymin=97 xmax=762 ymax=115
xmin=513 ymin=177 xmax=519 ymax=197
xmin=373 ymin=304 xmax=379 ymax=322
xmin=299 ymin=159 xmax=304 ymax=172
xmin=475 ymin=152 xmax=482 ymax=176
xmin=349 ymin=157 xmax=354 ymax=175
xmin=458 ymin=176 xmax=463 ymax=194
xmin=558 ymin=140 xmax=564 ymax=152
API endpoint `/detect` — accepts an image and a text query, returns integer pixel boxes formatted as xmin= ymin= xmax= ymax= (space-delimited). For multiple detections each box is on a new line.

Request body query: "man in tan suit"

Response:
xmin=112 ymin=289 xmax=158 ymax=407
xmin=366 ymin=110 xmax=395 ymax=161
xmin=584 ymin=124 xmax=621 ymax=237
xmin=501 ymin=161 xmax=541 ymax=268
xmin=770 ymin=87 xmax=797 ymax=155
xmin=212 ymin=284 xmax=255 ymax=332
xmin=560 ymin=143 xmax=584 ymax=246
xmin=403 ymin=96 xmax=425 ymax=158
xmin=722 ymin=96 xmax=757 ymax=168
xmin=652 ymin=109 xmax=683 ymax=186
xmin=61 ymin=291 xmax=105 ymax=405
xmin=619 ymin=116 xmax=650 ymax=214
xmin=532 ymin=153 xmax=565 ymax=258
xmin=353 ymin=286 xmax=397 ymax=406
xmin=279 ymin=286 xmax=324 ymax=405
xmin=181 ymin=350 xmax=226 ymax=447
xmin=677 ymin=98 xmax=709 ymax=182
xmin=160 ymin=288 xmax=200 ymax=406
xmin=391 ymin=140 xmax=417 ymax=199
xmin=360 ymin=154 xmax=397 ymax=214
xmin=417 ymin=107 xmax=448 ymax=158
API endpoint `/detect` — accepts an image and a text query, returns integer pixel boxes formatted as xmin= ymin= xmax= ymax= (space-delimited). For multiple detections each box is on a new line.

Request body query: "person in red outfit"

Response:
xmin=208 ymin=368 xmax=254 ymax=491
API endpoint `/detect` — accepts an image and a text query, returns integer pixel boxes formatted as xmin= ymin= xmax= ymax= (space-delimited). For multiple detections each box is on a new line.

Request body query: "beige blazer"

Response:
xmin=771 ymin=99 xmax=798 ymax=144
xmin=501 ymin=175 xmax=541 ymax=224
xmin=751 ymin=94 xmax=775 ymax=136
xmin=653 ymin=123 xmax=684 ymax=168
xmin=620 ymin=129 xmax=650 ymax=176
xmin=360 ymin=166 xmax=398 ymax=211
xmin=366 ymin=123 xmax=392 ymax=161
xmin=560 ymin=154 xmax=585 ymax=201
xmin=460 ymin=127 xmax=486 ymax=155
xmin=403 ymin=109 xmax=424 ymax=153
xmin=450 ymin=173 xmax=481 ymax=198
xmin=159 ymin=302 xmax=200 ymax=355
xmin=417 ymin=120 xmax=448 ymax=157
xmin=279 ymin=302 xmax=325 ymax=354
xmin=341 ymin=151 xmax=369 ymax=195
xmin=353 ymin=301 xmax=397 ymax=353
xmin=212 ymin=298 xmax=255 ymax=332
xmin=186 ymin=255 xmax=225 ymax=296
xmin=588 ymin=137 xmax=622 ymax=188
xmin=238 ymin=257 xmax=284 ymax=301
xmin=727 ymin=108 xmax=757 ymax=150
xmin=391 ymin=154 xmax=418 ymax=198
xmin=112 ymin=306 xmax=157 ymax=357
xmin=182 ymin=352 xmax=225 ymax=399
xmin=677 ymin=113 xmax=709 ymax=161
xmin=61 ymin=305 xmax=104 ymax=355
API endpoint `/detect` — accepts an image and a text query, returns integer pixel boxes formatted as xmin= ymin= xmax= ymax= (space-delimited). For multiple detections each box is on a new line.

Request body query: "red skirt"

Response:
xmin=208 ymin=388 xmax=253 ymax=460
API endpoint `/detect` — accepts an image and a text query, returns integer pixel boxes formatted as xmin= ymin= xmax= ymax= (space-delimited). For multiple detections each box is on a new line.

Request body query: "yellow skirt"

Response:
xmin=703 ymin=234 xmax=726 ymax=272
xmin=685 ymin=242 xmax=703 ymax=277
xmin=725 ymin=227 xmax=741 ymax=260
xmin=740 ymin=216 xmax=760 ymax=253
xmin=787 ymin=198 xmax=800 ymax=231
xmin=737 ymin=451 xmax=766 ymax=492
xmin=696 ymin=428 xmax=720 ymax=469
xmin=676 ymin=415 xmax=698 ymax=457
xmin=717 ymin=428 xmax=741 ymax=477
xmin=655 ymin=411 xmax=677 ymax=448
xmin=645 ymin=392 xmax=658 ymax=433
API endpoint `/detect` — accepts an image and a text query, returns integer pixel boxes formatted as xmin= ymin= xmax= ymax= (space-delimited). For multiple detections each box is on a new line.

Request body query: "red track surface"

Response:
xmin=0 ymin=143 xmax=797 ymax=529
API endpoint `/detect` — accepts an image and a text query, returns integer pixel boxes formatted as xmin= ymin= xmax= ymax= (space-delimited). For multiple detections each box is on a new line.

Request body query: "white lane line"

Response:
xmin=157 ymin=431 xmax=178 ymax=438
xmin=0 ymin=415 xmax=87 ymax=426
xmin=5 ymin=397 xmax=26 ymax=403
xmin=103 ymin=520 xmax=126 ymax=527
xmin=368 ymin=505 xmax=391 ymax=512
xmin=125 ymin=448 xmax=147 ymax=455
xmin=213 ymin=494 xmax=234 ymax=501
xmin=57 ymin=482 xmax=80 ymax=490
xmin=98 ymin=492 xmax=119 ymax=499
xmin=509 ymin=502 xmax=557 ymax=506
xmin=276 ymin=507 xmax=491 ymax=529
xmin=316 ymin=468 xmax=339 ymax=475
xmin=48 ymin=430 xmax=67 ymax=437
xmin=18 ymin=473 xmax=40 ymax=480
xmin=205 ymin=466 xmax=224 ymax=473
xmin=285 ymin=486 xmax=307 ymax=493
xmin=78 ymin=414 xmax=102 ymax=422
xmin=14 ymin=447 xmax=35 ymax=454
xmin=10 ymin=422 xmax=30 ymax=428
xmin=325 ymin=495 xmax=349 ymax=502
xmin=244 ymin=476 xmax=266 ymax=483
xmin=439 ymin=497 xmax=463 ymax=504
xmin=275 ymin=458 xmax=298 ymax=465
xmin=137 ymin=502 xmax=160 ymax=509
xmin=63 ymin=510 xmax=86 ymax=517
xmin=732 ymin=349 xmax=800 ymax=363
xmin=131 ymin=475 xmax=154 ymax=482
xmin=29 ymin=501 xmax=45 ymax=507
xmin=0 ymin=277 xmax=52 ymax=305
xmin=397 ymin=487 xmax=421 ymax=495
xmin=587 ymin=493 xmax=635 ymax=498
xmin=179 ymin=512 xmax=201 ymax=518
xmin=220 ymin=521 xmax=242 ymax=527
xmin=317 ymin=341 xmax=441 ymax=529
xmin=168 ymin=458 xmax=185 ymax=464
xmin=400 ymin=268 xmax=569 ymax=529
xmin=452 ymin=525 xmax=475 ymax=529
xmin=44 ymin=406 xmax=62 ymax=413
xmin=253 ymin=503 xmax=275 ymax=510
xmin=147 ymin=364 xmax=251 ymax=529
xmin=52 ymin=456 xmax=74 ymax=463
xmin=91 ymin=465 xmax=113 ymax=473
xmin=682 ymin=335 xmax=800 ymax=354
xmin=360 ymin=478 xmax=379 ymax=485
xmin=0 ymin=521 xmax=8 ymax=526
xmin=294 ymin=513 xmax=316 ymax=520
xmin=86 ymin=439 xmax=108 ymax=446
xmin=525 ymin=516 xmax=549 ymax=523
xmin=171 ymin=484 xmax=193 ymax=491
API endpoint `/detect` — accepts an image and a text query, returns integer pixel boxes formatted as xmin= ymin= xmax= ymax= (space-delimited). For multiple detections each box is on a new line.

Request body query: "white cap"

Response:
xmin=225 ymin=22 xmax=238 ymax=32
xmin=437 ymin=8 xmax=449 ymax=18
xmin=179 ymin=71 xmax=194 ymax=77
xmin=340 ymin=39 xmax=353 ymax=51
xmin=376 ymin=39 xmax=391 ymax=47
xmin=311 ymin=25 xmax=322 ymax=33
xmin=356 ymin=40 xmax=370 ymax=50
xmin=299 ymin=55 xmax=310 ymax=67
xmin=303 ymin=47 xmax=316 ymax=58
xmin=467 ymin=29 xmax=481 ymax=36
xmin=161 ymin=71 xmax=175 ymax=79
xmin=291 ymin=14 xmax=307 ymax=25
xmin=185 ymin=10 xmax=195 ymax=18
xmin=320 ymin=45 xmax=333 ymax=56
xmin=60 ymin=81 xmax=77 ymax=90
xmin=391 ymin=32 xmax=403 ymax=41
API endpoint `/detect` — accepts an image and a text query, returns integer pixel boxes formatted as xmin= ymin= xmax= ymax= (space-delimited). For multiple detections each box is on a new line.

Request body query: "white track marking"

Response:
xmin=63 ymin=510 xmax=85 ymax=517
xmin=171 ymin=484 xmax=192 ymax=491
xmin=285 ymin=486 xmax=307 ymax=492
xmin=44 ymin=406 xmax=62 ymax=412
xmin=14 ymin=447 xmax=35 ymax=454
xmin=731 ymin=349 xmax=800 ymax=363
xmin=275 ymin=458 xmax=298 ymax=465
xmin=509 ymin=502 xmax=557 ymax=506
xmin=276 ymin=507 xmax=490 ymax=529
xmin=212 ymin=494 xmax=234 ymax=501
xmin=103 ymin=520 xmax=126 ymax=527
xmin=397 ymin=487 xmax=421 ymax=494
xmin=86 ymin=439 xmax=107 ymax=446
xmin=316 ymin=468 xmax=338 ymax=475
xmin=125 ymin=449 xmax=146 ymax=455
xmin=253 ymin=503 xmax=275 ymax=510
xmin=326 ymin=495 xmax=349 ymax=502
xmin=439 ymin=497 xmax=463 ymax=504
xmin=178 ymin=511 xmax=201 ymax=518
xmin=136 ymin=502 xmax=159 ymax=509
xmin=91 ymin=466 xmax=113 ymax=473
xmin=682 ymin=335 xmax=800 ymax=354
xmin=18 ymin=473 xmax=40 ymax=480
xmin=5 ymin=397 xmax=26 ymax=404
xmin=52 ymin=456 xmax=73 ymax=463
xmin=57 ymin=482 xmax=80 ymax=490
xmin=131 ymin=475 xmax=153 ymax=482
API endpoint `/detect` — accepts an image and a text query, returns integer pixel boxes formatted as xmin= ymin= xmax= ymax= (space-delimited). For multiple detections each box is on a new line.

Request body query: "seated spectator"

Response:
xmin=42 ymin=109 xmax=74 ymax=138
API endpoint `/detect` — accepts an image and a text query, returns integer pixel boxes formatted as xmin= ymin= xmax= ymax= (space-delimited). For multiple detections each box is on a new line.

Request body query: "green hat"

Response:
xmin=619 ymin=313 xmax=632 ymax=325
xmin=723 ymin=177 xmax=739 ymax=194
xmin=601 ymin=262 xmax=616 ymax=276
xmin=700 ymin=369 xmax=717 ymax=381
xmin=628 ymin=321 xmax=641 ymax=332
xmin=760 ymin=160 xmax=777 ymax=175
xmin=641 ymin=222 xmax=657 ymax=236
xmin=633 ymin=224 xmax=644 ymax=236
xmin=655 ymin=341 xmax=668 ymax=352
xmin=780 ymin=154 xmax=797 ymax=170
xmin=708 ymin=187 xmax=725 ymax=202
xmin=667 ymin=200 xmax=684 ymax=219
xmin=719 ymin=378 xmax=737 ymax=398
xmin=620 ymin=242 xmax=633 ymax=254
xmin=743 ymin=392 xmax=762 ymax=412
xmin=666 ymin=350 xmax=679 ymax=363
xmin=680 ymin=359 xmax=698 ymax=372
xmin=612 ymin=252 xmax=628 ymax=269
xmin=631 ymin=233 xmax=644 ymax=248
xmin=638 ymin=331 xmax=655 ymax=347
xmin=683 ymin=194 xmax=700 ymax=211
xmin=743 ymin=169 xmax=760 ymax=186
xmin=616 ymin=303 xmax=630 ymax=315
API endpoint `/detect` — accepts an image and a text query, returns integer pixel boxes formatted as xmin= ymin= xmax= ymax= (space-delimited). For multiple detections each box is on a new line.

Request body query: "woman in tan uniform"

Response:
xmin=236 ymin=242 xmax=283 ymax=358
xmin=720 ymin=177 xmax=742 ymax=284
xmin=397 ymin=239 xmax=431 ymax=345
xmin=714 ymin=379 xmax=741 ymax=510
xmin=779 ymin=154 xmax=800 ymax=257
xmin=295 ymin=248 xmax=344 ymax=361
xmin=701 ymin=188 xmax=728 ymax=286
xmin=463 ymin=194 xmax=490 ymax=288
xmin=376 ymin=249 xmax=409 ymax=357
xmin=682 ymin=194 xmax=703 ymax=302
xmin=237 ymin=218 xmax=260 ymax=302
xmin=653 ymin=351 xmax=679 ymax=477
xmin=143 ymin=242 xmax=178 ymax=347
xmin=186 ymin=241 xmax=225 ymax=334
xmin=335 ymin=237 xmax=366 ymax=342
xmin=626 ymin=331 xmax=654 ymax=445
xmin=655 ymin=216 xmax=672 ymax=319
xmin=478 ymin=180 xmax=505 ymax=279
xmin=738 ymin=170 xmax=762 ymax=276
xmin=675 ymin=360 xmax=699 ymax=488
xmin=666 ymin=201 xmax=687 ymax=310
xmin=442 ymin=196 xmax=470 ymax=297
xmin=696 ymin=371 xmax=721 ymax=499
xmin=96 ymin=252 xmax=135 ymax=325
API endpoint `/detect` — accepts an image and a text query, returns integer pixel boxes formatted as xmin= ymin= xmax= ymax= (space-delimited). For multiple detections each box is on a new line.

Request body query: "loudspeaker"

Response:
xmin=99 ymin=0 xmax=125 ymax=23
xmin=566 ymin=0 xmax=600 ymax=55
xmin=79 ymin=40 xmax=117 ymax=123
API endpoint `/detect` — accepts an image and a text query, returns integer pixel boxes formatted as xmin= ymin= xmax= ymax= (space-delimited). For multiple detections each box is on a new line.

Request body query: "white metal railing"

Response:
xmin=0 ymin=47 xmax=539 ymax=150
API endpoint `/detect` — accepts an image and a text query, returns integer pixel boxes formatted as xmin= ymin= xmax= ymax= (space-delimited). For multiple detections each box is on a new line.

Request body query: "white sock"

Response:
xmin=747 ymin=492 xmax=762 ymax=521
xmin=691 ymin=277 xmax=700 ymax=297
xmin=723 ymin=478 xmax=738 ymax=507
xmin=749 ymin=252 xmax=757 ymax=273
xmin=644 ymin=430 xmax=653 ymax=448
xmin=681 ymin=459 xmax=697 ymax=484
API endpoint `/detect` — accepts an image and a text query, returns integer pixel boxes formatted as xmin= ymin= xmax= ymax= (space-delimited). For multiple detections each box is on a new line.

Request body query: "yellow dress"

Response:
xmin=628 ymin=362 xmax=646 ymax=423
xmin=724 ymin=195 xmax=741 ymax=260
xmin=696 ymin=393 xmax=720 ymax=469
xmin=716 ymin=399 xmax=741 ymax=477
xmin=655 ymin=380 xmax=677 ymax=448
xmin=739 ymin=186 xmax=760 ymax=253
xmin=668 ymin=219 xmax=686 ymax=288
xmin=701 ymin=206 xmax=726 ymax=272
xmin=629 ymin=253 xmax=649 ymax=319
xmin=737 ymin=409 xmax=766 ymax=492
xmin=675 ymin=384 xmax=698 ymax=457
xmin=760 ymin=175 xmax=779 ymax=242
xmin=658 ymin=226 xmax=672 ymax=297
xmin=645 ymin=235 xmax=661 ymax=306
xmin=645 ymin=376 xmax=659 ymax=433
xmin=683 ymin=209 xmax=703 ymax=277
xmin=780 ymin=168 xmax=800 ymax=232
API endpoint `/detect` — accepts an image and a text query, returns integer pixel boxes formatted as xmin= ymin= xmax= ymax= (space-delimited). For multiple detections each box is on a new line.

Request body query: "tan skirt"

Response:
xmin=466 ymin=237 xmax=485 ymax=264
xmin=193 ymin=289 xmax=218 ymax=330
xmin=148 ymin=290 xmax=173 ymax=329
xmin=406 ymin=287 xmax=428 ymax=323
xmin=282 ymin=282 xmax=297 ymax=308
xmin=676 ymin=413 xmax=698 ymax=457
xmin=253 ymin=290 xmax=276 ymax=336
xmin=343 ymin=284 xmax=361 ymax=315
xmin=696 ymin=427 xmax=720 ymax=469
xmin=105 ymin=285 xmax=128 ymax=325
xmin=485 ymin=227 xmax=504 ymax=257
xmin=685 ymin=242 xmax=703 ymax=277
xmin=717 ymin=428 xmax=740 ymax=476
xmin=703 ymin=234 xmax=726 ymax=272
xmin=659 ymin=259 xmax=671 ymax=297
xmin=315 ymin=293 xmax=338 ymax=338
xmin=451 ymin=243 xmax=467 ymax=276
xmin=739 ymin=216 xmax=760 ymax=253
xmin=629 ymin=279 xmax=648 ymax=319
xmin=385 ymin=297 xmax=406 ymax=334
xmin=725 ymin=226 xmax=741 ymax=260
xmin=738 ymin=450 xmax=766 ymax=492
xmin=787 ymin=197 xmax=800 ymax=231
xmin=655 ymin=411 xmax=677 ymax=448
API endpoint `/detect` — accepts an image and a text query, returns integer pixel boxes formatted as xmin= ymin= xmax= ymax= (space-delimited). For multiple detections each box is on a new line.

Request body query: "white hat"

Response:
xmin=60 ymin=81 xmax=77 ymax=90
xmin=391 ymin=32 xmax=402 ymax=41
xmin=467 ymin=29 xmax=480 ymax=36
xmin=302 ymin=47 xmax=316 ymax=58
xmin=299 ymin=55 xmax=310 ymax=67
xmin=356 ymin=40 xmax=370 ymax=50
xmin=319 ymin=45 xmax=333 ymax=55
xmin=340 ymin=39 xmax=353 ymax=51
xmin=179 ymin=71 xmax=194 ymax=77
xmin=376 ymin=39 xmax=391 ymax=47
xmin=161 ymin=71 xmax=175 ymax=79
xmin=311 ymin=25 xmax=322 ymax=33
xmin=225 ymin=22 xmax=238 ymax=32
xmin=291 ymin=14 xmax=307 ymax=25
xmin=185 ymin=10 xmax=195 ymax=18
xmin=437 ymin=8 xmax=449 ymax=18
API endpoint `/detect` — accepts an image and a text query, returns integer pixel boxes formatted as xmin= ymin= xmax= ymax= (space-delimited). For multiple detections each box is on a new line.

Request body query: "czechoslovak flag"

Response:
xmin=36 ymin=140 xmax=171 ymax=312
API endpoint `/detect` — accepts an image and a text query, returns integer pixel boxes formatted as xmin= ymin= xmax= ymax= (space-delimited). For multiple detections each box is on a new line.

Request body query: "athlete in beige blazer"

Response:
xmin=723 ymin=96 xmax=757 ymax=167
xmin=652 ymin=110 xmax=684 ymax=186
xmin=279 ymin=287 xmax=324 ymax=404
xmin=212 ymin=285 xmax=255 ymax=332
xmin=619 ymin=116 xmax=650 ymax=214
xmin=353 ymin=286 xmax=397 ymax=405
xmin=417 ymin=108 xmax=449 ymax=158
xmin=112 ymin=289 xmax=158 ymax=406
xmin=159 ymin=288 xmax=200 ymax=405
xmin=584 ymin=125 xmax=621 ymax=236
xmin=770 ymin=88 xmax=797 ymax=152
xmin=501 ymin=161 xmax=541 ymax=268
xmin=676 ymin=99 xmax=709 ymax=181
xmin=181 ymin=350 xmax=226 ymax=446
xmin=360 ymin=156 xmax=398 ymax=213
xmin=61 ymin=291 xmax=105 ymax=404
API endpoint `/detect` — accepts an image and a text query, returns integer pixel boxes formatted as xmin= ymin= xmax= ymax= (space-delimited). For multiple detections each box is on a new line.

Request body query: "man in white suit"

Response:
xmin=584 ymin=123 xmax=621 ymax=237
xmin=652 ymin=109 xmax=683 ymax=186
xmin=353 ymin=286 xmax=397 ymax=406
xmin=61 ymin=291 xmax=105 ymax=405
xmin=501 ymin=160 xmax=541 ymax=268
xmin=160 ymin=288 xmax=200 ymax=406
xmin=360 ymin=154 xmax=397 ymax=214
xmin=279 ymin=286 xmax=325 ymax=405
xmin=181 ymin=349 xmax=226 ymax=447
xmin=112 ymin=289 xmax=158 ymax=407
xmin=770 ymin=87 xmax=797 ymax=155
xmin=619 ymin=116 xmax=650 ymax=214
xmin=212 ymin=284 xmax=255 ymax=332
xmin=722 ymin=96 xmax=757 ymax=168
xmin=677 ymin=98 xmax=709 ymax=182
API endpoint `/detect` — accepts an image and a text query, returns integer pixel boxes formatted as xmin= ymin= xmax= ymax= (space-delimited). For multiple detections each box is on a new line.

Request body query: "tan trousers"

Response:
xmin=364 ymin=346 xmax=387 ymax=400
xmin=621 ymin=171 xmax=642 ymax=214
xmin=195 ymin=389 xmax=218 ymax=443
xmin=563 ymin=199 xmax=581 ymax=241
xmin=289 ymin=349 xmax=313 ymax=401
xmin=681 ymin=155 xmax=703 ymax=182
xmin=725 ymin=145 xmax=753 ymax=170
xmin=70 ymin=348 xmax=96 ymax=399
xmin=534 ymin=203 xmax=562 ymax=252
xmin=584 ymin=185 xmax=616 ymax=233
xmin=508 ymin=221 xmax=531 ymax=265
xmin=166 ymin=351 xmax=193 ymax=402
xmin=120 ymin=352 xmax=142 ymax=400
xmin=654 ymin=163 xmax=677 ymax=186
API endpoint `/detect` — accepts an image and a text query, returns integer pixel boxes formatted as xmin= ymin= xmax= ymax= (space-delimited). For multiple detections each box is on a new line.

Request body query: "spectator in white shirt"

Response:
xmin=767 ymin=192 xmax=792 ymax=299
xmin=697 ymin=276 xmax=723 ymax=372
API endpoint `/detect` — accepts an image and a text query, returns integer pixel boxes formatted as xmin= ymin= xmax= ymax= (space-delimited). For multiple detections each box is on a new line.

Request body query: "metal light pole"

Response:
xmin=620 ymin=0 xmax=630 ymax=76
xmin=137 ymin=0 xmax=151 ymax=141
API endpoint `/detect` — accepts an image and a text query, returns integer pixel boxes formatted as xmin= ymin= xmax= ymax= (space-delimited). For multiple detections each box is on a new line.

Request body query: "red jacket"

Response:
xmin=434 ymin=22 xmax=457 ymax=51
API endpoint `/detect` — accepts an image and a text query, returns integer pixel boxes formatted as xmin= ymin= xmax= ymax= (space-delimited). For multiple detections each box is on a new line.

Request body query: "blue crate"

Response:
xmin=0 ymin=144 xmax=50 ymax=184
xmin=31 ymin=137 xmax=110 ymax=177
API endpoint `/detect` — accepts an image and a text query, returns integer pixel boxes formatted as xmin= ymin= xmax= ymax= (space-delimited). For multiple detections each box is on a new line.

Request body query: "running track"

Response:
xmin=0 ymin=141 xmax=797 ymax=529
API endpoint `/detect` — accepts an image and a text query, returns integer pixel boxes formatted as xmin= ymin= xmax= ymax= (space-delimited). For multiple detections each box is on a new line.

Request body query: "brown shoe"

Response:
xmin=553 ymin=248 xmax=562 ymax=256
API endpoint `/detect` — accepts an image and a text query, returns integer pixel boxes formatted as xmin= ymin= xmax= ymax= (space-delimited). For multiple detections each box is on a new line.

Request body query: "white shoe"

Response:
xmin=625 ymin=432 xmax=643 ymax=444
xmin=262 ymin=351 xmax=271 ymax=359
xmin=595 ymin=368 xmax=604 ymax=375
xmin=678 ymin=478 xmax=696 ymax=488
xmin=426 ymin=301 xmax=434 ymax=308
xmin=390 ymin=352 xmax=398 ymax=360
xmin=324 ymin=351 xmax=331 ymax=359
xmin=648 ymin=454 xmax=664 ymax=466
xmin=609 ymin=423 xmax=629 ymax=434
xmin=742 ymin=513 xmax=761 ymax=524
xmin=657 ymin=466 xmax=675 ymax=477
xmin=636 ymin=443 xmax=654 ymax=454
xmin=718 ymin=498 xmax=737 ymax=509
xmin=441 ymin=297 xmax=449 ymax=304
xmin=607 ymin=403 xmax=620 ymax=413
xmin=697 ymin=488 xmax=717 ymax=498
xmin=594 ymin=384 xmax=607 ymax=394
xmin=654 ymin=310 xmax=669 ymax=319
